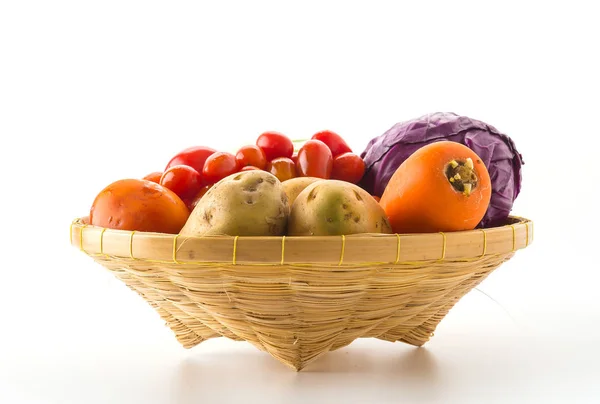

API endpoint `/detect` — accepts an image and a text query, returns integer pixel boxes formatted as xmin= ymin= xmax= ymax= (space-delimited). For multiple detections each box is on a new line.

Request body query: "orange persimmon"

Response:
xmin=379 ymin=141 xmax=491 ymax=233
xmin=142 ymin=171 xmax=163 ymax=184
xmin=90 ymin=179 xmax=190 ymax=234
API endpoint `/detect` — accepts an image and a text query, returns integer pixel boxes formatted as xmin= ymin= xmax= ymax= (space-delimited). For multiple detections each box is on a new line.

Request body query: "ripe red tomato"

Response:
xmin=256 ymin=131 xmax=294 ymax=161
xmin=311 ymin=130 xmax=352 ymax=156
xmin=143 ymin=171 xmax=163 ymax=184
xmin=187 ymin=184 xmax=213 ymax=211
xmin=203 ymin=152 xmax=239 ymax=183
xmin=296 ymin=139 xmax=333 ymax=179
xmin=236 ymin=145 xmax=267 ymax=170
xmin=267 ymin=157 xmax=296 ymax=182
xmin=240 ymin=165 xmax=261 ymax=171
xmin=165 ymin=146 xmax=216 ymax=176
xmin=331 ymin=152 xmax=366 ymax=184
xmin=160 ymin=165 xmax=203 ymax=201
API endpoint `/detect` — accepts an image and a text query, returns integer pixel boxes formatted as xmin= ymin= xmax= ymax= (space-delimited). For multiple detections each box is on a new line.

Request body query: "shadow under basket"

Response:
xmin=70 ymin=216 xmax=533 ymax=371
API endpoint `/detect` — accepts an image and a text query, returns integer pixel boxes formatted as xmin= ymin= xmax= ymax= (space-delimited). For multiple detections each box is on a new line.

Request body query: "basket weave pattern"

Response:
xmin=71 ymin=217 xmax=532 ymax=370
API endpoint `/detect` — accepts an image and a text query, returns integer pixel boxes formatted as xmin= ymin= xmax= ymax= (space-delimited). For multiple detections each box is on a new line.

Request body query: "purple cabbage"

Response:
xmin=359 ymin=112 xmax=524 ymax=228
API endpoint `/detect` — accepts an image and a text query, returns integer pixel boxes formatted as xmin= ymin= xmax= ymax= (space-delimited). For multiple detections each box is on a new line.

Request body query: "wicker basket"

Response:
xmin=70 ymin=215 xmax=533 ymax=370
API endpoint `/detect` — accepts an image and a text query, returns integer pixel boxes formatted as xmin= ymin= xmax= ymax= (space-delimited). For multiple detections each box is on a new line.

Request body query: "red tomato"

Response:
xmin=187 ymin=184 xmax=213 ymax=211
xmin=256 ymin=131 xmax=294 ymax=161
xmin=331 ymin=152 xmax=366 ymax=184
xmin=203 ymin=152 xmax=239 ymax=183
xmin=236 ymin=145 xmax=267 ymax=170
xmin=240 ymin=165 xmax=261 ymax=171
xmin=165 ymin=146 xmax=216 ymax=176
xmin=291 ymin=152 xmax=298 ymax=165
xmin=311 ymin=130 xmax=352 ymax=156
xmin=143 ymin=171 xmax=163 ymax=184
xmin=267 ymin=157 xmax=296 ymax=182
xmin=296 ymin=139 xmax=333 ymax=179
xmin=160 ymin=165 xmax=203 ymax=201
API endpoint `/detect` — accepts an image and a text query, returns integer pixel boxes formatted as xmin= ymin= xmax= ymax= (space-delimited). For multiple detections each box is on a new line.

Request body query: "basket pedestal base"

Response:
xmin=101 ymin=254 xmax=511 ymax=371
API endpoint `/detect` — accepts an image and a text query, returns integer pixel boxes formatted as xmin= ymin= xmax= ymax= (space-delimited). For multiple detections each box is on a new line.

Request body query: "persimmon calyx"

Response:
xmin=445 ymin=158 xmax=478 ymax=196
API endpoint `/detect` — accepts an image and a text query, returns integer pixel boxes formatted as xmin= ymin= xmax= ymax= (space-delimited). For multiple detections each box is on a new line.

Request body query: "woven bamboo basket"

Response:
xmin=70 ymin=215 xmax=533 ymax=370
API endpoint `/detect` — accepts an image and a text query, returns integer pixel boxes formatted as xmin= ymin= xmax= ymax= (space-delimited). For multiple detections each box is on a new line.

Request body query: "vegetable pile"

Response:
xmin=360 ymin=112 xmax=524 ymax=228
xmin=87 ymin=113 xmax=524 ymax=237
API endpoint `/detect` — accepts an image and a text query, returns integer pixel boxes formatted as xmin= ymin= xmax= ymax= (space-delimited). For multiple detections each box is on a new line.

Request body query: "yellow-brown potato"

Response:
xmin=288 ymin=180 xmax=392 ymax=236
xmin=282 ymin=177 xmax=321 ymax=206
xmin=180 ymin=171 xmax=290 ymax=237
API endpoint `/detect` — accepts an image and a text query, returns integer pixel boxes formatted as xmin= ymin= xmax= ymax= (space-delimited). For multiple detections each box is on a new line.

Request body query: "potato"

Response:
xmin=288 ymin=180 xmax=392 ymax=236
xmin=179 ymin=171 xmax=290 ymax=237
xmin=282 ymin=177 xmax=321 ymax=206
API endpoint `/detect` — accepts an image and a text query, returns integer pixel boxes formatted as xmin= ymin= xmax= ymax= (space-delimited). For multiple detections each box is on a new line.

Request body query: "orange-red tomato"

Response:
xmin=331 ymin=152 xmax=365 ymax=184
xmin=90 ymin=179 xmax=189 ymax=234
xmin=203 ymin=152 xmax=239 ymax=183
xmin=256 ymin=131 xmax=294 ymax=161
xmin=236 ymin=145 xmax=267 ymax=170
xmin=380 ymin=141 xmax=492 ymax=233
xmin=187 ymin=184 xmax=213 ymax=211
xmin=143 ymin=171 xmax=162 ymax=184
xmin=296 ymin=139 xmax=333 ymax=179
xmin=267 ymin=157 xmax=296 ymax=182
xmin=160 ymin=165 xmax=203 ymax=201
xmin=311 ymin=130 xmax=352 ymax=156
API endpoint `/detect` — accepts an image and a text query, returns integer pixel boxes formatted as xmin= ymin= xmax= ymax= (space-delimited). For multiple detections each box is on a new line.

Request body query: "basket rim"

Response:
xmin=70 ymin=215 xmax=533 ymax=265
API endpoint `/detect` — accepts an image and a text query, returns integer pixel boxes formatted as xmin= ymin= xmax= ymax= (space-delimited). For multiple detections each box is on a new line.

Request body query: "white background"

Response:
xmin=1 ymin=1 xmax=599 ymax=403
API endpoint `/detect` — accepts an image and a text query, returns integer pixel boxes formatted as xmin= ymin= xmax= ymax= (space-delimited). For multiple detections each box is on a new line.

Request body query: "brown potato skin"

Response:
xmin=90 ymin=179 xmax=190 ymax=234
xmin=287 ymin=180 xmax=392 ymax=236
xmin=282 ymin=177 xmax=321 ymax=207
xmin=180 ymin=171 xmax=290 ymax=237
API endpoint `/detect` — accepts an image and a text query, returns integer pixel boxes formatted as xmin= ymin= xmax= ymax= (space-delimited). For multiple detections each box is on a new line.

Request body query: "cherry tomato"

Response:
xmin=187 ymin=184 xmax=213 ymax=211
xmin=165 ymin=146 xmax=216 ymax=177
xmin=331 ymin=152 xmax=366 ymax=184
xmin=267 ymin=157 xmax=296 ymax=182
xmin=236 ymin=145 xmax=267 ymax=170
xmin=296 ymin=139 xmax=333 ymax=179
xmin=143 ymin=171 xmax=163 ymax=184
xmin=203 ymin=152 xmax=239 ymax=183
xmin=311 ymin=130 xmax=352 ymax=156
xmin=240 ymin=165 xmax=261 ymax=171
xmin=160 ymin=165 xmax=203 ymax=201
xmin=256 ymin=131 xmax=294 ymax=161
